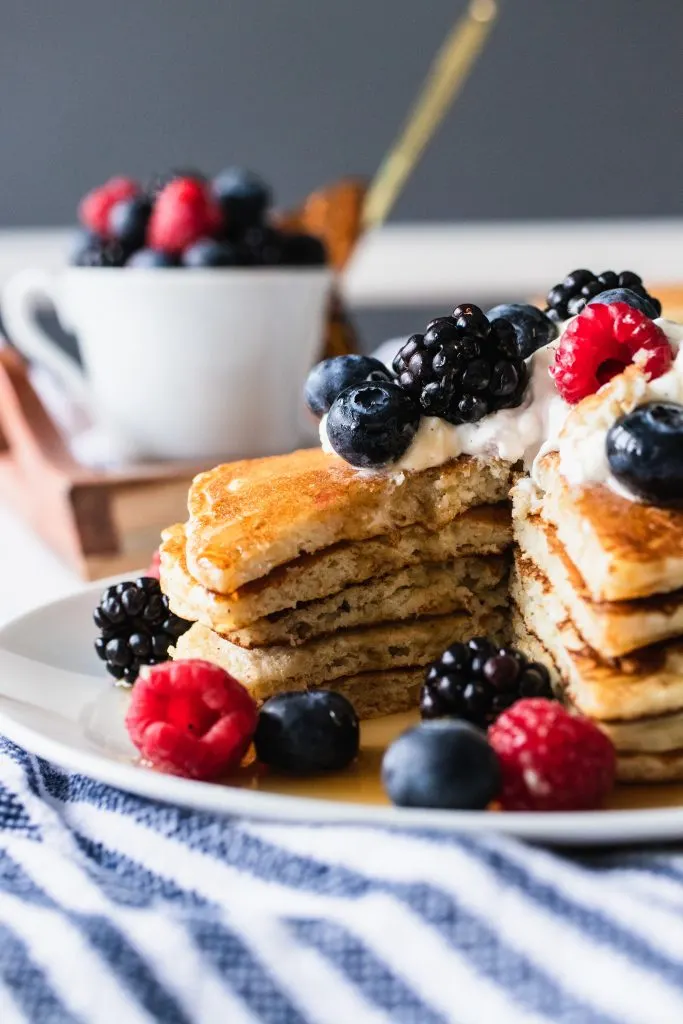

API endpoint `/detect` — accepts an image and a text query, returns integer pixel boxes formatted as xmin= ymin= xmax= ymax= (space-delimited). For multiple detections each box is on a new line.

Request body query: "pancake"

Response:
xmin=161 ymin=505 xmax=512 ymax=631
xmin=184 ymin=447 xmax=514 ymax=594
xmin=173 ymin=606 xmax=507 ymax=703
xmin=513 ymin=498 xmax=683 ymax=658
xmin=511 ymin=553 xmax=683 ymax=722
xmin=511 ymin=609 xmax=683 ymax=782
xmin=226 ymin=559 xmax=508 ymax=649
xmin=533 ymin=452 xmax=683 ymax=603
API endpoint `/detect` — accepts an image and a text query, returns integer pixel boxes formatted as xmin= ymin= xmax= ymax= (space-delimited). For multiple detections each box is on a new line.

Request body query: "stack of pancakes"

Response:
xmin=512 ymin=454 xmax=683 ymax=782
xmin=160 ymin=448 xmax=514 ymax=718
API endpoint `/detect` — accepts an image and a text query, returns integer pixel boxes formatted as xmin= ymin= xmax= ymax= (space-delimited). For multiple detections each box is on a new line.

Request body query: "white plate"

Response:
xmin=1 ymin=579 xmax=683 ymax=846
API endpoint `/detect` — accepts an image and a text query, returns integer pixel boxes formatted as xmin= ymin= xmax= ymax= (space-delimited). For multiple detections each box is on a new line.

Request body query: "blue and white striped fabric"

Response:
xmin=2 ymin=736 xmax=683 ymax=1024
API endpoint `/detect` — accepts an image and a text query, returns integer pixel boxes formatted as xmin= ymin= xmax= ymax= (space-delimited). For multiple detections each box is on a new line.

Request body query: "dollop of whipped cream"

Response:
xmin=320 ymin=337 xmax=570 ymax=473
xmin=552 ymin=318 xmax=683 ymax=493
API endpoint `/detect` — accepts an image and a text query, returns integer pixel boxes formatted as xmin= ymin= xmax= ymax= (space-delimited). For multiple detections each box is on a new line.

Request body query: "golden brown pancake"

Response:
xmin=184 ymin=447 xmax=514 ymax=594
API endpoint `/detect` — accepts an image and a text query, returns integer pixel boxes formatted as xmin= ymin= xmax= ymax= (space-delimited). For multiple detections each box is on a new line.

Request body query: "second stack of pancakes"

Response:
xmin=160 ymin=447 xmax=513 ymax=718
xmin=512 ymin=454 xmax=683 ymax=782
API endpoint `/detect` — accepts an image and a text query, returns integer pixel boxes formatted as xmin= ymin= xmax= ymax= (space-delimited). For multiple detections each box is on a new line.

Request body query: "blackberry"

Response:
xmin=72 ymin=236 xmax=128 ymax=267
xmin=392 ymin=304 xmax=528 ymax=425
xmin=419 ymin=637 xmax=554 ymax=728
xmin=545 ymin=269 xmax=661 ymax=323
xmin=94 ymin=577 xmax=191 ymax=685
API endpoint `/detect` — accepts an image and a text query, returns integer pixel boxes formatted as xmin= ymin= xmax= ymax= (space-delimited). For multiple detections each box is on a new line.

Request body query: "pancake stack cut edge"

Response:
xmin=160 ymin=447 xmax=515 ymax=720
xmin=511 ymin=458 xmax=683 ymax=782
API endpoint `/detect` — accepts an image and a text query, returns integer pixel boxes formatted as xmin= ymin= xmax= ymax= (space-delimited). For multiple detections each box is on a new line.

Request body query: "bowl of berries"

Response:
xmin=2 ymin=169 xmax=332 ymax=462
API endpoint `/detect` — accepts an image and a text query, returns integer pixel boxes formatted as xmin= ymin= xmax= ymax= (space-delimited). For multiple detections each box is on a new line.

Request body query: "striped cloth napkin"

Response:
xmin=2 ymin=736 xmax=683 ymax=1024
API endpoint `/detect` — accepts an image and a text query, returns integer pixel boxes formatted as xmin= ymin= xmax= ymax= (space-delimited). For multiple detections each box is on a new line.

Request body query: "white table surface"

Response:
xmin=0 ymin=502 xmax=80 ymax=627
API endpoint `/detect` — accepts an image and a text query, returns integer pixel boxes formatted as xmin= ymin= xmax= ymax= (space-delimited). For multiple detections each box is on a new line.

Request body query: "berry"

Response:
xmin=545 ymin=269 xmax=661 ymax=323
xmin=108 ymin=195 xmax=152 ymax=251
xmin=72 ymin=236 xmax=128 ymax=268
xmin=78 ymin=176 xmax=139 ymax=237
xmin=281 ymin=232 xmax=327 ymax=267
xmin=587 ymin=287 xmax=660 ymax=320
xmin=254 ymin=690 xmax=359 ymax=773
xmin=243 ymin=225 xmax=288 ymax=266
xmin=392 ymin=304 xmax=528 ymax=424
xmin=326 ymin=380 xmax=420 ymax=468
xmin=606 ymin=401 xmax=683 ymax=506
xmin=182 ymin=239 xmax=248 ymax=267
xmin=146 ymin=168 xmax=207 ymax=202
xmin=382 ymin=719 xmax=501 ymax=810
xmin=488 ymin=698 xmax=616 ymax=811
xmin=550 ymin=302 xmax=673 ymax=404
xmin=420 ymin=637 xmax=553 ymax=728
xmin=125 ymin=659 xmax=258 ymax=780
xmin=94 ymin=577 xmax=191 ymax=684
xmin=486 ymin=303 xmax=558 ymax=359
xmin=127 ymin=248 xmax=179 ymax=268
xmin=304 ymin=354 xmax=392 ymax=418
xmin=212 ymin=168 xmax=272 ymax=234
xmin=147 ymin=177 xmax=222 ymax=254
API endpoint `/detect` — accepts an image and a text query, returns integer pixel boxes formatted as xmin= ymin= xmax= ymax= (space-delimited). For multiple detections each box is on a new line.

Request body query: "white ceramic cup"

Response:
xmin=1 ymin=266 xmax=332 ymax=461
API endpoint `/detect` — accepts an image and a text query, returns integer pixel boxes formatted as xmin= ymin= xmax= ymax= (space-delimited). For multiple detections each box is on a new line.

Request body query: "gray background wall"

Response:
xmin=1 ymin=0 xmax=682 ymax=228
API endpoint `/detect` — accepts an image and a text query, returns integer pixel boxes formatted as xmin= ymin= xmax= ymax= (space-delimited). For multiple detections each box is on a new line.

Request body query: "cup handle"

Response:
xmin=2 ymin=269 xmax=90 ymax=405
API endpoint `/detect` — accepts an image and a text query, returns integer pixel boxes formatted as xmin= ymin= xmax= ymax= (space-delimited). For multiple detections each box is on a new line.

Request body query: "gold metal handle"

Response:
xmin=362 ymin=0 xmax=500 ymax=232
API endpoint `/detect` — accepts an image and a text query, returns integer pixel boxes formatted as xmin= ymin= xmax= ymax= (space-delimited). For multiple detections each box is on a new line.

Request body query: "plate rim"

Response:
xmin=1 ymin=578 xmax=683 ymax=846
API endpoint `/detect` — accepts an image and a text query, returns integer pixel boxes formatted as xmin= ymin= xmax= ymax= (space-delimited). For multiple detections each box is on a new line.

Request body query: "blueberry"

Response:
xmin=304 ymin=354 xmax=392 ymax=418
xmin=183 ymin=239 xmax=247 ymax=268
xmin=486 ymin=303 xmax=558 ymax=359
xmin=212 ymin=168 xmax=271 ymax=233
xmin=606 ymin=401 xmax=683 ymax=506
xmin=326 ymin=381 xmax=420 ymax=468
xmin=587 ymin=287 xmax=659 ymax=320
xmin=282 ymin=232 xmax=327 ymax=267
xmin=108 ymin=196 xmax=152 ymax=251
xmin=72 ymin=235 xmax=128 ymax=267
xmin=127 ymin=248 xmax=179 ymax=268
xmin=382 ymin=720 xmax=501 ymax=810
xmin=254 ymin=691 xmax=359 ymax=773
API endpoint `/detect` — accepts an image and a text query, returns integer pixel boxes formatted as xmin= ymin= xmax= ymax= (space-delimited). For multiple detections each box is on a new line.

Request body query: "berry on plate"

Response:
xmin=304 ymin=354 xmax=392 ymax=418
xmin=488 ymin=698 xmax=616 ymax=812
xmin=254 ymin=690 xmax=359 ymax=773
xmin=147 ymin=177 xmax=223 ymax=254
xmin=94 ymin=577 xmax=191 ymax=685
xmin=587 ymin=287 xmax=659 ymax=320
xmin=393 ymin=304 xmax=528 ymax=424
xmin=382 ymin=719 xmax=501 ymax=810
xmin=544 ymin=268 xmax=661 ymax=323
xmin=326 ymin=380 xmax=420 ymax=468
xmin=420 ymin=636 xmax=554 ymax=728
xmin=78 ymin=176 xmax=139 ymax=237
xmin=606 ymin=401 xmax=683 ymax=506
xmin=486 ymin=303 xmax=558 ymax=359
xmin=125 ymin=659 xmax=258 ymax=780
xmin=550 ymin=301 xmax=673 ymax=404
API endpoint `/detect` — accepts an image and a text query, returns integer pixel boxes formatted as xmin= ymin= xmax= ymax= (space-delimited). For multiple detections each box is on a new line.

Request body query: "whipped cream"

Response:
xmin=545 ymin=318 xmax=683 ymax=494
xmin=320 ymin=337 xmax=571 ymax=473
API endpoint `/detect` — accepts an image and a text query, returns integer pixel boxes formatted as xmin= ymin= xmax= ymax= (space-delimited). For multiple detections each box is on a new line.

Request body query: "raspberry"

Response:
xmin=488 ymin=698 xmax=616 ymax=811
xmin=550 ymin=301 xmax=673 ymax=404
xmin=147 ymin=177 xmax=223 ymax=254
xmin=125 ymin=659 xmax=258 ymax=780
xmin=78 ymin=177 xmax=139 ymax=237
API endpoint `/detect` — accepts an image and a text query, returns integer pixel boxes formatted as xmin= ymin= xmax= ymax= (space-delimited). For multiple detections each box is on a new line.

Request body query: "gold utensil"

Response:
xmin=362 ymin=0 xmax=501 ymax=231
